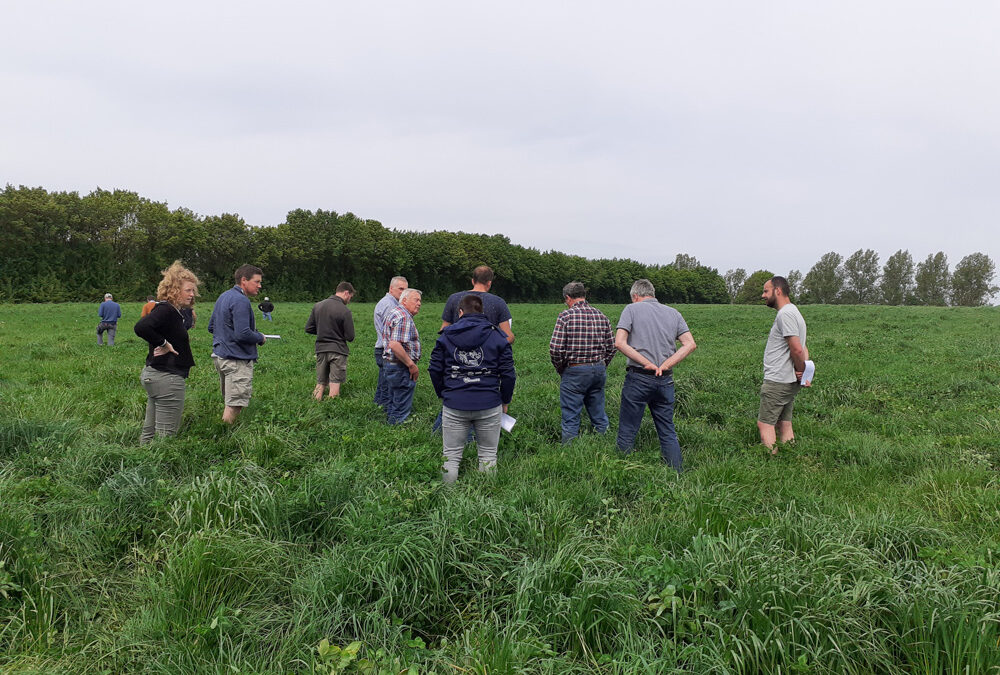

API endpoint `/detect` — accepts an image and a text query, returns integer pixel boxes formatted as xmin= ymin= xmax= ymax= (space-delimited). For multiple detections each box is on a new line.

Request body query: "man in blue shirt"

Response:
xmin=373 ymin=276 xmax=408 ymax=408
xmin=97 ymin=293 xmax=122 ymax=346
xmin=208 ymin=264 xmax=266 ymax=424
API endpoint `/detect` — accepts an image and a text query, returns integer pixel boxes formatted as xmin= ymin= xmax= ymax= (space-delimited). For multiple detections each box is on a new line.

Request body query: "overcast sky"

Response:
xmin=2 ymin=1 xmax=998 ymax=277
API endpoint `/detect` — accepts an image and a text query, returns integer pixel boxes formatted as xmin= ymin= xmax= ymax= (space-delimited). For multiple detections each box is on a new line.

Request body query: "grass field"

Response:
xmin=1 ymin=301 xmax=999 ymax=673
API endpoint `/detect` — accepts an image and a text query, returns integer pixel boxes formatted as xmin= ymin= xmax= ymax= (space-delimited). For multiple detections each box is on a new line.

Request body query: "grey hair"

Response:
xmin=390 ymin=276 xmax=408 ymax=288
xmin=562 ymin=281 xmax=586 ymax=299
xmin=630 ymin=279 xmax=655 ymax=298
xmin=400 ymin=288 xmax=422 ymax=302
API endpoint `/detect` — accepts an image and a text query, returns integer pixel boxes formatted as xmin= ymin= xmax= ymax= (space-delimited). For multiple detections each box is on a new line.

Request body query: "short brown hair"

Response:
xmin=336 ymin=281 xmax=355 ymax=294
xmin=472 ymin=265 xmax=494 ymax=285
xmin=234 ymin=264 xmax=263 ymax=285
xmin=770 ymin=276 xmax=790 ymax=297
xmin=458 ymin=294 xmax=484 ymax=315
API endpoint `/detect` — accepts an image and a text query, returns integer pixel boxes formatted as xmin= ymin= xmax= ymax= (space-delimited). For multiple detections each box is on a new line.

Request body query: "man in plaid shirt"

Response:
xmin=383 ymin=288 xmax=423 ymax=424
xmin=549 ymin=281 xmax=616 ymax=442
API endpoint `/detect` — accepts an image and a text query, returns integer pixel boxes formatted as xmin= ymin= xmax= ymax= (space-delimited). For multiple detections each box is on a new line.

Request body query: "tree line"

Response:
xmin=0 ymin=185 xmax=728 ymax=304
xmin=3 ymin=185 xmax=995 ymax=306
xmin=724 ymin=248 xmax=998 ymax=307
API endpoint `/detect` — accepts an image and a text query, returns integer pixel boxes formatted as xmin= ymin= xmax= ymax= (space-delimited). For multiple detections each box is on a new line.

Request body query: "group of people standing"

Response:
xmin=125 ymin=260 xmax=811 ymax=481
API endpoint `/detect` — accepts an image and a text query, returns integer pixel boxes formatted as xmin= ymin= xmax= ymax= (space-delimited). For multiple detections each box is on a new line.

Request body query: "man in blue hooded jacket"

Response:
xmin=429 ymin=294 xmax=516 ymax=483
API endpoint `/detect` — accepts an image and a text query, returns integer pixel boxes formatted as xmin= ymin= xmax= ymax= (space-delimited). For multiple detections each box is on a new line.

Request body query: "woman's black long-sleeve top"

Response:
xmin=133 ymin=302 xmax=195 ymax=378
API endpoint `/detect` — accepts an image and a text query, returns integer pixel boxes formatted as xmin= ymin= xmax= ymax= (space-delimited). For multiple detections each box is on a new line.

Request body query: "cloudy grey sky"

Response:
xmin=2 ymin=1 xmax=998 ymax=277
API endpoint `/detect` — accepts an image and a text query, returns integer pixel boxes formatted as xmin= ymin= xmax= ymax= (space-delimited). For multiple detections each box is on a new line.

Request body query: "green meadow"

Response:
xmin=1 ymin=301 xmax=999 ymax=673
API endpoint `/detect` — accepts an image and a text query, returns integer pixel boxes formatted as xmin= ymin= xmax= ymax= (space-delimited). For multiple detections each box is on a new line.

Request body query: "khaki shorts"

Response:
xmin=212 ymin=355 xmax=254 ymax=408
xmin=316 ymin=352 xmax=348 ymax=384
xmin=758 ymin=380 xmax=801 ymax=426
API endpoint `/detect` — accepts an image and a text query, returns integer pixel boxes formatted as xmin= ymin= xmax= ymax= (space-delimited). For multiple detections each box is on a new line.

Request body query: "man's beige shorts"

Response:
xmin=212 ymin=355 xmax=254 ymax=408
xmin=316 ymin=352 xmax=348 ymax=385
xmin=758 ymin=380 xmax=801 ymax=426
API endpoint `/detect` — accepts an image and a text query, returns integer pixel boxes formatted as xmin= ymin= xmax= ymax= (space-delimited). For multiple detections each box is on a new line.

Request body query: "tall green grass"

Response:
xmin=0 ymin=302 xmax=998 ymax=672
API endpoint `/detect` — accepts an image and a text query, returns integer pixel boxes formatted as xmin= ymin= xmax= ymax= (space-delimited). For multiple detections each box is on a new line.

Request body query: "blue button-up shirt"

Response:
xmin=373 ymin=293 xmax=400 ymax=349
xmin=208 ymin=286 xmax=264 ymax=360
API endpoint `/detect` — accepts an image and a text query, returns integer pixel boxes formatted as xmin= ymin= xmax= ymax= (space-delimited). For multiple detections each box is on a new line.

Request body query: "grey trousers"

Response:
xmin=442 ymin=404 xmax=502 ymax=482
xmin=97 ymin=324 xmax=117 ymax=345
xmin=140 ymin=366 xmax=186 ymax=443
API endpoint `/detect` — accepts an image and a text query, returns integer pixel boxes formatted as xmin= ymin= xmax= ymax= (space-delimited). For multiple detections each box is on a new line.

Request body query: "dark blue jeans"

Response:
xmin=617 ymin=370 xmax=682 ymax=471
xmin=374 ymin=347 xmax=388 ymax=407
xmin=559 ymin=363 xmax=609 ymax=442
xmin=384 ymin=364 xmax=416 ymax=424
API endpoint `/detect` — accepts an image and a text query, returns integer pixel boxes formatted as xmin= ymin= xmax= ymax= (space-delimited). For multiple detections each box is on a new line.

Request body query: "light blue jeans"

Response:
xmin=442 ymin=405 xmax=502 ymax=482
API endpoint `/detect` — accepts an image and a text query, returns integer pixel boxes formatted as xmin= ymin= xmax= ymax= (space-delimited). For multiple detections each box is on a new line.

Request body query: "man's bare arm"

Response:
xmin=659 ymin=331 xmax=696 ymax=371
xmin=786 ymin=335 xmax=807 ymax=373
xmin=615 ymin=328 xmax=660 ymax=374
xmin=498 ymin=320 xmax=515 ymax=344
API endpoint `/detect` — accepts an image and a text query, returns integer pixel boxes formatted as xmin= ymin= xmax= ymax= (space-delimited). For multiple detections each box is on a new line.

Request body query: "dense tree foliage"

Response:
xmin=735 ymin=270 xmax=773 ymax=304
xmin=785 ymin=270 xmax=802 ymax=301
xmin=841 ymin=249 xmax=881 ymax=304
xmin=724 ymin=268 xmax=747 ymax=304
xmin=802 ymin=252 xmax=844 ymax=304
xmin=0 ymin=185 xmax=728 ymax=304
xmin=880 ymin=250 xmax=915 ymax=306
xmin=2 ymin=185 xmax=993 ymax=307
xmin=950 ymin=253 xmax=999 ymax=306
xmin=913 ymin=252 xmax=951 ymax=306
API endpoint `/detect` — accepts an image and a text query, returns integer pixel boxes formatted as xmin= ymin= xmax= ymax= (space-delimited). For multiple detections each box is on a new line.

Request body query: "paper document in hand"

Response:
xmin=263 ymin=334 xmax=281 ymax=339
xmin=501 ymin=413 xmax=516 ymax=433
xmin=800 ymin=360 xmax=815 ymax=385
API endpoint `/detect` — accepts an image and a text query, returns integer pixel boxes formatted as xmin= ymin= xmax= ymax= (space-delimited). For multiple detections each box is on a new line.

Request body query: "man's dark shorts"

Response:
xmin=758 ymin=380 xmax=801 ymax=425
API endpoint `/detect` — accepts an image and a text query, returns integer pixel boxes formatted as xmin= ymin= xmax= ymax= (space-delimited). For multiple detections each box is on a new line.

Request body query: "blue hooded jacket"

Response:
xmin=429 ymin=313 xmax=515 ymax=411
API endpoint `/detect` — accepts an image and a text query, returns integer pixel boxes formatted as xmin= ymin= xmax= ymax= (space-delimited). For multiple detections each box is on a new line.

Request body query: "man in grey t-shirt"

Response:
xmin=758 ymin=275 xmax=810 ymax=454
xmin=614 ymin=279 xmax=697 ymax=471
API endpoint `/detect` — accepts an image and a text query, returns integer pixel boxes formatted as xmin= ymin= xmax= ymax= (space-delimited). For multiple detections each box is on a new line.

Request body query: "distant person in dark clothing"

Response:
xmin=305 ymin=281 xmax=356 ymax=400
xmin=97 ymin=293 xmax=122 ymax=346
xmin=259 ymin=297 xmax=274 ymax=321
xmin=430 ymin=294 xmax=516 ymax=483
xmin=133 ymin=261 xmax=201 ymax=443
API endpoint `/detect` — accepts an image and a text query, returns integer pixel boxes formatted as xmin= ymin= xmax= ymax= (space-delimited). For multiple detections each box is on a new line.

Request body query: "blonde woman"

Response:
xmin=133 ymin=261 xmax=201 ymax=443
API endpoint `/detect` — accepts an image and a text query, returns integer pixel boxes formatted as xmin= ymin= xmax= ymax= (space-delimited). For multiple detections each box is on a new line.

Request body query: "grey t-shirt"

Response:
xmin=763 ymin=303 xmax=807 ymax=383
xmin=616 ymin=298 xmax=690 ymax=369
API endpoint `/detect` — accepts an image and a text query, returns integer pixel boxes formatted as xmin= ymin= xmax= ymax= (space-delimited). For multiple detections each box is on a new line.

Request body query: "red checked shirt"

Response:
xmin=383 ymin=305 xmax=421 ymax=364
xmin=549 ymin=300 xmax=616 ymax=374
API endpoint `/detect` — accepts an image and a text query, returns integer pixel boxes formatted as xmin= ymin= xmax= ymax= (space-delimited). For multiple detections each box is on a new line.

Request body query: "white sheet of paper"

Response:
xmin=800 ymin=359 xmax=815 ymax=385
xmin=263 ymin=334 xmax=281 ymax=339
xmin=501 ymin=413 xmax=516 ymax=433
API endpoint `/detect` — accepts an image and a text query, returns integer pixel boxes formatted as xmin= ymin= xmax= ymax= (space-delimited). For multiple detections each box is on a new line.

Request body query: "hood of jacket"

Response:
xmin=442 ymin=313 xmax=497 ymax=350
